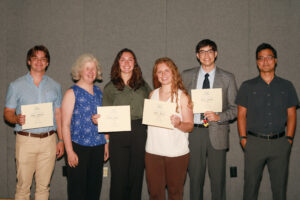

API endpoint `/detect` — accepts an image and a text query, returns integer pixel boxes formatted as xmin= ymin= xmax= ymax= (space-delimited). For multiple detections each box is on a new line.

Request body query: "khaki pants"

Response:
xmin=15 ymin=134 xmax=56 ymax=200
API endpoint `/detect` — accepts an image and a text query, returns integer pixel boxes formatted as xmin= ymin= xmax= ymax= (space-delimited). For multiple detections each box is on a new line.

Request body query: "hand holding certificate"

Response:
xmin=142 ymin=99 xmax=176 ymax=129
xmin=97 ymin=105 xmax=131 ymax=132
xmin=191 ymin=88 xmax=222 ymax=113
xmin=21 ymin=102 xmax=54 ymax=130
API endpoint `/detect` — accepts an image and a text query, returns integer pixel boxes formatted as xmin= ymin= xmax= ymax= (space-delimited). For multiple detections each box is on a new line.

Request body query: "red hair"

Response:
xmin=153 ymin=57 xmax=192 ymax=112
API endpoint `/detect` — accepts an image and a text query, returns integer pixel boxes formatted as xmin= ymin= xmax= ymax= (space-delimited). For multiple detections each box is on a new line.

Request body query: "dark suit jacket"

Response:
xmin=181 ymin=66 xmax=238 ymax=150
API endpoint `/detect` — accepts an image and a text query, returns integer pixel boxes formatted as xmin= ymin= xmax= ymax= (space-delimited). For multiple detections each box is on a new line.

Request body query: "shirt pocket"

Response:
xmin=273 ymin=90 xmax=287 ymax=107
xmin=250 ymin=90 xmax=265 ymax=107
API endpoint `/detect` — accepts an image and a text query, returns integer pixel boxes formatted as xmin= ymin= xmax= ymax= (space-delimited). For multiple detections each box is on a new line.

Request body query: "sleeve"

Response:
xmin=54 ymin=84 xmax=62 ymax=108
xmin=218 ymin=73 xmax=238 ymax=122
xmin=287 ymin=81 xmax=299 ymax=108
xmin=5 ymin=83 xmax=18 ymax=109
xmin=235 ymin=81 xmax=249 ymax=108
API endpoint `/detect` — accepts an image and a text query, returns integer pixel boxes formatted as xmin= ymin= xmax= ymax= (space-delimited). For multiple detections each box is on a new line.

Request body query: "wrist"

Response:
xmin=286 ymin=136 xmax=294 ymax=141
xmin=58 ymin=139 xmax=64 ymax=143
xmin=14 ymin=115 xmax=19 ymax=124
xmin=240 ymin=136 xmax=247 ymax=140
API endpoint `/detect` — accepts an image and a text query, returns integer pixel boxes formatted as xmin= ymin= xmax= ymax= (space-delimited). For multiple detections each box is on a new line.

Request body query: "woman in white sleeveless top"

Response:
xmin=145 ymin=57 xmax=194 ymax=200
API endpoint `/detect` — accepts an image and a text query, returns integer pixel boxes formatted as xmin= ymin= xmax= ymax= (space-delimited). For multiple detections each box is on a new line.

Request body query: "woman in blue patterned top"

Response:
xmin=62 ymin=54 xmax=109 ymax=200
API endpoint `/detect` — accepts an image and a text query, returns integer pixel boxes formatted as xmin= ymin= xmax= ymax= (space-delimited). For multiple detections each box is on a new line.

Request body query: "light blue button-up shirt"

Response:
xmin=5 ymin=73 xmax=62 ymax=133
xmin=194 ymin=66 xmax=216 ymax=124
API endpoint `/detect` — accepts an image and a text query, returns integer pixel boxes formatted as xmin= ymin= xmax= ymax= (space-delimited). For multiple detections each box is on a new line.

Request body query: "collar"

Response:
xmin=257 ymin=74 xmax=278 ymax=85
xmin=200 ymin=65 xmax=216 ymax=77
xmin=26 ymin=72 xmax=48 ymax=83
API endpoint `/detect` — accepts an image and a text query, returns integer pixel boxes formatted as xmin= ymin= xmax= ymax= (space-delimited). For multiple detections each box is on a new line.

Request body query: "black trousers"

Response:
xmin=243 ymin=135 xmax=291 ymax=200
xmin=109 ymin=119 xmax=147 ymax=200
xmin=67 ymin=142 xmax=105 ymax=200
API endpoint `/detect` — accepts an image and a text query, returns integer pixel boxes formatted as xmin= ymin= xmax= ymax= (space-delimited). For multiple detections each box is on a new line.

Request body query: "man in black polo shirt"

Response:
xmin=236 ymin=43 xmax=299 ymax=200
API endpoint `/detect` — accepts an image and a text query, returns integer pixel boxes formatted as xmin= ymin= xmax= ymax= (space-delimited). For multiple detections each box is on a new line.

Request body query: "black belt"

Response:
xmin=17 ymin=130 xmax=55 ymax=138
xmin=194 ymin=124 xmax=208 ymax=128
xmin=248 ymin=131 xmax=285 ymax=140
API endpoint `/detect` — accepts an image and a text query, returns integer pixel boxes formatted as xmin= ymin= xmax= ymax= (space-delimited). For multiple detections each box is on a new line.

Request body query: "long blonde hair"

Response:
xmin=153 ymin=57 xmax=192 ymax=112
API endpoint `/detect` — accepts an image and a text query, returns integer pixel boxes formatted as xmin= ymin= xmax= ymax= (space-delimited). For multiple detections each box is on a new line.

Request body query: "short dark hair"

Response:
xmin=26 ymin=45 xmax=50 ymax=69
xmin=256 ymin=43 xmax=277 ymax=59
xmin=195 ymin=39 xmax=218 ymax=53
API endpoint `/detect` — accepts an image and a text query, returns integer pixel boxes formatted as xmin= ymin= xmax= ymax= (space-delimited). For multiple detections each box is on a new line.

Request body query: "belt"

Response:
xmin=248 ymin=131 xmax=285 ymax=140
xmin=17 ymin=130 xmax=55 ymax=138
xmin=194 ymin=124 xmax=208 ymax=128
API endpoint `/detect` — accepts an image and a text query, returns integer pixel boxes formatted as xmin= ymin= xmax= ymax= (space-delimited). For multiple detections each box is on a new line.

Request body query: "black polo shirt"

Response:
xmin=236 ymin=75 xmax=298 ymax=135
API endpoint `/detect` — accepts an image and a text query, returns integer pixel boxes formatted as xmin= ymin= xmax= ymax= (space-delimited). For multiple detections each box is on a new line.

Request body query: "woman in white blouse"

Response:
xmin=145 ymin=57 xmax=194 ymax=200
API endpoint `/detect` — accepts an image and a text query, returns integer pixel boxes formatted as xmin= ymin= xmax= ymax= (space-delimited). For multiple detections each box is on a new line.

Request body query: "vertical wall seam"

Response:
xmin=164 ymin=0 xmax=168 ymax=56
xmin=247 ymin=0 xmax=251 ymax=79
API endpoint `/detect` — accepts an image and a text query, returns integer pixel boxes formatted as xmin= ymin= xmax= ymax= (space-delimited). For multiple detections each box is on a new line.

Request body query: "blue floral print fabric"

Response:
xmin=71 ymin=85 xmax=106 ymax=146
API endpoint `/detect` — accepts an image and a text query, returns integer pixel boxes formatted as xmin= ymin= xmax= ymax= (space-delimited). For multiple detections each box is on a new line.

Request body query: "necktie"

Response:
xmin=201 ymin=73 xmax=210 ymax=124
xmin=203 ymin=73 xmax=210 ymax=89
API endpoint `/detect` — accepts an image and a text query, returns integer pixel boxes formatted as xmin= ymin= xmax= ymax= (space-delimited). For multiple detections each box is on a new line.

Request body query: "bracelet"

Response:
xmin=106 ymin=139 xmax=110 ymax=143
xmin=58 ymin=139 xmax=64 ymax=143
xmin=286 ymin=136 xmax=294 ymax=141
xmin=240 ymin=136 xmax=247 ymax=140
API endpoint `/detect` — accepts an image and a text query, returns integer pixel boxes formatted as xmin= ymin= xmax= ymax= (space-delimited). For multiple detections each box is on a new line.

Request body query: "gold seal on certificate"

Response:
xmin=142 ymin=99 xmax=176 ymax=129
xmin=97 ymin=105 xmax=131 ymax=132
xmin=191 ymin=88 xmax=222 ymax=113
xmin=21 ymin=102 xmax=54 ymax=130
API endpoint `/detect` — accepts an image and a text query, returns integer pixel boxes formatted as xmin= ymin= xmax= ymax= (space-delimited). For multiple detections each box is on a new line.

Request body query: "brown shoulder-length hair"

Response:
xmin=153 ymin=57 xmax=192 ymax=112
xmin=111 ymin=48 xmax=145 ymax=91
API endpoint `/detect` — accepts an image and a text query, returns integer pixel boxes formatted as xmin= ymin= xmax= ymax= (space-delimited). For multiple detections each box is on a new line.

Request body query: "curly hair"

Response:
xmin=110 ymin=48 xmax=145 ymax=91
xmin=71 ymin=53 xmax=102 ymax=81
xmin=153 ymin=57 xmax=192 ymax=112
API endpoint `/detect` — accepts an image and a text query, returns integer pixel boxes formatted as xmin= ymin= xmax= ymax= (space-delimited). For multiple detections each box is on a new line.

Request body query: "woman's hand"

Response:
xmin=67 ymin=150 xmax=79 ymax=168
xmin=92 ymin=114 xmax=100 ymax=124
xmin=104 ymin=143 xmax=109 ymax=161
xmin=170 ymin=115 xmax=181 ymax=128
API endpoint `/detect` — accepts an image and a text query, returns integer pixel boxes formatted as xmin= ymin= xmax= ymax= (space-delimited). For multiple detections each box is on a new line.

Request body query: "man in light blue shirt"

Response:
xmin=4 ymin=45 xmax=64 ymax=200
xmin=182 ymin=39 xmax=238 ymax=200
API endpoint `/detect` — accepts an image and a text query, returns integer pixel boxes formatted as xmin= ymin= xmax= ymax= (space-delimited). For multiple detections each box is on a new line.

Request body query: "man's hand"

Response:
xmin=204 ymin=111 xmax=220 ymax=122
xmin=240 ymin=138 xmax=247 ymax=149
xmin=56 ymin=142 xmax=64 ymax=159
xmin=16 ymin=114 xmax=26 ymax=125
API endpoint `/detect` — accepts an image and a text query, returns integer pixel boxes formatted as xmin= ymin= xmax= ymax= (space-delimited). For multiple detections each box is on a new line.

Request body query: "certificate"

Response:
xmin=21 ymin=102 xmax=54 ymax=130
xmin=191 ymin=88 xmax=222 ymax=113
xmin=97 ymin=106 xmax=131 ymax=132
xmin=142 ymin=99 xmax=176 ymax=129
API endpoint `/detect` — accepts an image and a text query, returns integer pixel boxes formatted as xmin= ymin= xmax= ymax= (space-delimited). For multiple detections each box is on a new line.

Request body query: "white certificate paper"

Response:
xmin=21 ymin=102 xmax=54 ymax=130
xmin=191 ymin=88 xmax=222 ymax=113
xmin=97 ymin=106 xmax=131 ymax=132
xmin=142 ymin=99 xmax=176 ymax=129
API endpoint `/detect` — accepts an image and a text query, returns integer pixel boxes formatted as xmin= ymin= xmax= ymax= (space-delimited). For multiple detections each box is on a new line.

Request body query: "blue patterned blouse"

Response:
xmin=70 ymin=85 xmax=106 ymax=146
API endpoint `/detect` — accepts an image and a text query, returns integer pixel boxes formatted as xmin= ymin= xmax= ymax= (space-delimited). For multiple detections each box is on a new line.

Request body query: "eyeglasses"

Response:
xmin=199 ymin=49 xmax=215 ymax=55
xmin=31 ymin=57 xmax=48 ymax=62
xmin=257 ymin=56 xmax=274 ymax=62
